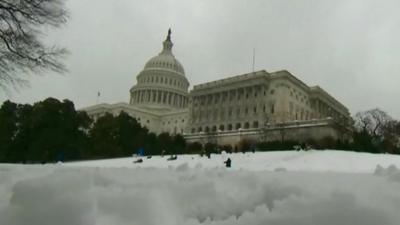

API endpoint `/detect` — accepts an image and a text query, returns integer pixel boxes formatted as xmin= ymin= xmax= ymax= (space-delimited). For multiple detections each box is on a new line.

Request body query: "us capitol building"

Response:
xmin=82 ymin=30 xmax=352 ymax=145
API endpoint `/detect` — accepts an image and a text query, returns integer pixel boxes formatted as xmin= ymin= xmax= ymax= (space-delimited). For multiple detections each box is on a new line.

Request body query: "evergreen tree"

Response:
xmin=0 ymin=100 xmax=18 ymax=161
xmin=25 ymin=98 xmax=90 ymax=162
xmin=172 ymin=134 xmax=186 ymax=154
xmin=89 ymin=113 xmax=121 ymax=158
xmin=89 ymin=111 xmax=148 ymax=158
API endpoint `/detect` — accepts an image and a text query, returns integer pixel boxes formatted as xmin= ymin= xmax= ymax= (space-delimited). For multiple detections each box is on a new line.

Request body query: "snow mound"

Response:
xmin=1 ymin=150 xmax=400 ymax=224
xmin=0 ymin=165 xmax=399 ymax=224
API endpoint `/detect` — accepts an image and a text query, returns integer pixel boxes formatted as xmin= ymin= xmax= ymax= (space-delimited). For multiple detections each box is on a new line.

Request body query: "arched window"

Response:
xmin=244 ymin=122 xmax=250 ymax=129
xmin=212 ymin=126 xmax=217 ymax=132
xmin=236 ymin=123 xmax=241 ymax=130
xmin=253 ymin=121 xmax=259 ymax=128
xmin=219 ymin=125 xmax=225 ymax=131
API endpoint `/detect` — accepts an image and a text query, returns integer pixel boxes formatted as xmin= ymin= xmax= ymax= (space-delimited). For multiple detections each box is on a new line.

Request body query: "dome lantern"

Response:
xmin=161 ymin=28 xmax=173 ymax=55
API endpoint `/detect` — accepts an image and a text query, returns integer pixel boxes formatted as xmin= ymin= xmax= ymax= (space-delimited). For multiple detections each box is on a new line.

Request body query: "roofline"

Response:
xmin=192 ymin=70 xmax=268 ymax=90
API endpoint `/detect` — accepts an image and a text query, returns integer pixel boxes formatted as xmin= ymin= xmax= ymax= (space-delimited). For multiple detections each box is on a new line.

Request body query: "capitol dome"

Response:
xmin=129 ymin=29 xmax=190 ymax=111
xmin=143 ymin=48 xmax=185 ymax=75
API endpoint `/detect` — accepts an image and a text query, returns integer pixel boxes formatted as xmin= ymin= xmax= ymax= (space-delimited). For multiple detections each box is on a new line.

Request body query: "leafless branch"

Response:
xmin=0 ymin=0 xmax=68 ymax=91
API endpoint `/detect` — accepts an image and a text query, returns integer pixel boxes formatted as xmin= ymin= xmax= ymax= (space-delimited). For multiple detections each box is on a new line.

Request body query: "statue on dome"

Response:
xmin=166 ymin=28 xmax=171 ymax=41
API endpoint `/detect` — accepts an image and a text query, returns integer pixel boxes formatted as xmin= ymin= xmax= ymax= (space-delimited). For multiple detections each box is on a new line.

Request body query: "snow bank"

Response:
xmin=2 ymin=150 xmax=400 ymax=225
xmin=68 ymin=150 xmax=400 ymax=173
xmin=1 ymin=164 xmax=400 ymax=225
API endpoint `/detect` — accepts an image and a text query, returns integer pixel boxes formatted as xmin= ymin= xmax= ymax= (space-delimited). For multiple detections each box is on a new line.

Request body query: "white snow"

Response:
xmin=68 ymin=150 xmax=400 ymax=173
xmin=1 ymin=150 xmax=400 ymax=225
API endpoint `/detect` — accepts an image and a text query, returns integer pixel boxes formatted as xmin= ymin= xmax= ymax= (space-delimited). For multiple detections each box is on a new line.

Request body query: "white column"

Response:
xmin=137 ymin=91 xmax=141 ymax=103
xmin=149 ymin=90 xmax=153 ymax=103
xmin=174 ymin=94 xmax=177 ymax=106
xmin=131 ymin=92 xmax=136 ymax=104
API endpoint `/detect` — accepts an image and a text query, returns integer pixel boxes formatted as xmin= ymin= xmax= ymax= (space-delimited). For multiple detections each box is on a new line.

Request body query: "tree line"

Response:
xmin=1 ymin=99 xmax=400 ymax=163
xmin=0 ymin=98 xmax=186 ymax=163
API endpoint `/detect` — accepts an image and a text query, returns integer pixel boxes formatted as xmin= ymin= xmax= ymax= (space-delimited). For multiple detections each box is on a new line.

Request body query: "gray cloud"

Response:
xmin=2 ymin=0 xmax=399 ymax=119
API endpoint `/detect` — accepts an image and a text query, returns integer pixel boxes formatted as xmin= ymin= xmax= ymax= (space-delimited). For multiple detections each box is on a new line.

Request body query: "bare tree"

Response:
xmin=354 ymin=108 xmax=392 ymax=138
xmin=0 ymin=0 xmax=68 ymax=91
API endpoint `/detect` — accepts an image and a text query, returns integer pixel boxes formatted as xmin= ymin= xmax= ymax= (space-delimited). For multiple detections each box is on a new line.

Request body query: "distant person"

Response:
xmin=224 ymin=158 xmax=231 ymax=168
xmin=137 ymin=147 xmax=144 ymax=157
xmin=56 ymin=153 xmax=64 ymax=162
xmin=251 ymin=145 xmax=256 ymax=153
xmin=206 ymin=149 xmax=211 ymax=158
xmin=133 ymin=158 xmax=143 ymax=163
xmin=167 ymin=155 xmax=177 ymax=161
xmin=161 ymin=149 xmax=166 ymax=157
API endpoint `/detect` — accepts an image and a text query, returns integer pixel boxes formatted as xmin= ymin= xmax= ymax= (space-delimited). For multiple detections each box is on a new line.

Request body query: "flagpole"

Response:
xmin=252 ymin=48 xmax=255 ymax=72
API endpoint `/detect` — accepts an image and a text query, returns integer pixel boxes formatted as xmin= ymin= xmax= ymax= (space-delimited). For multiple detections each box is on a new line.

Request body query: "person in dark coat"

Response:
xmin=167 ymin=155 xmax=177 ymax=161
xmin=133 ymin=158 xmax=143 ymax=163
xmin=224 ymin=158 xmax=231 ymax=168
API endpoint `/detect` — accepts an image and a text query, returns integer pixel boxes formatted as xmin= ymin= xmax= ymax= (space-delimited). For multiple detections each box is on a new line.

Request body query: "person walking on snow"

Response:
xmin=224 ymin=158 xmax=231 ymax=168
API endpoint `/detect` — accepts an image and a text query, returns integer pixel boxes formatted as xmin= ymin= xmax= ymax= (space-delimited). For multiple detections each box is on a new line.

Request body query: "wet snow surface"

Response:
xmin=1 ymin=150 xmax=400 ymax=225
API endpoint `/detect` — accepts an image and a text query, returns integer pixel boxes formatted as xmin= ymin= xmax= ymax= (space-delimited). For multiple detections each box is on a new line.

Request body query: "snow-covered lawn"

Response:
xmin=68 ymin=149 xmax=400 ymax=173
xmin=1 ymin=150 xmax=400 ymax=225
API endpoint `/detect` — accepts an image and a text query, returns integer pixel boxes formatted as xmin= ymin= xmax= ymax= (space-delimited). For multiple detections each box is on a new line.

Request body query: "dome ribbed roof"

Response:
xmin=143 ymin=29 xmax=185 ymax=75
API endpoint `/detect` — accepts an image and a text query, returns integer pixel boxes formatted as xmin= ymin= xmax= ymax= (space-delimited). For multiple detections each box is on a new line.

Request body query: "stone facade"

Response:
xmin=81 ymin=30 xmax=352 ymax=146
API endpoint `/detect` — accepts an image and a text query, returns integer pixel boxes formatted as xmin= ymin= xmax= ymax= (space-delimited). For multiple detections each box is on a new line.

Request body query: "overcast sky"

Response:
xmin=1 ymin=0 xmax=400 ymax=119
